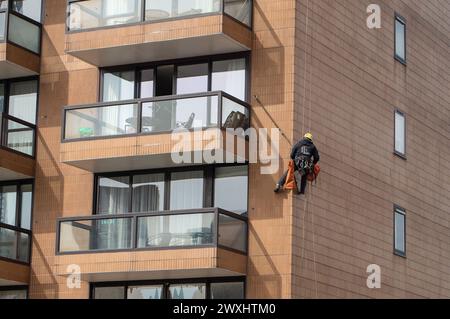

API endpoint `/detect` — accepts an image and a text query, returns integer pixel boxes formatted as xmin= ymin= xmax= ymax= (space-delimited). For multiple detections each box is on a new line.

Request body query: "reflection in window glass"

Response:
xmin=0 ymin=290 xmax=27 ymax=299
xmin=211 ymin=282 xmax=244 ymax=299
xmin=176 ymin=63 xmax=208 ymax=95
xmin=132 ymin=173 xmax=165 ymax=212
xmin=94 ymin=286 xmax=125 ymax=299
xmin=12 ymin=0 xmax=42 ymax=22
xmin=214 ymin=166 xmax=247 ymax=214
xmin=169 ymin=284 xmax=206 ymax=299
xmin=212 ymin=58 xmax=246 ymax=100
xmin=127 ymin=285 xmax=163 ymax=299
xmin=98 ymin=176 xmax=130 ymax=214
xmin=395 ymin=17 xmax=405 ymax=61
xmin=0 ymin=185 xmax=17 ymax=226
xmin=20 ymin=184 xmax=32 ymax=230
xmin=102 ymin=71 xmax=135 ymax=102
xmin=8 ymin=80 xmax=38 ymax=124
xmin=0 ymin=1 xmax=7 ymax=9
xmin=170 ymin=171 xmax=204 ymax=210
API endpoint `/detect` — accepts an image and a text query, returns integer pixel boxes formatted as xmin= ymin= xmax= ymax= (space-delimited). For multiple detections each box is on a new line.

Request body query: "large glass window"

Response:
xmin=97 ymin=176 xmax=130 ymax=214
xmin=93 ymin=286 xmax=125 ymax=299
xmin=212 ymin=58 xmax=246 ymax=100
xmin=394 ymin=110 xmax=405 ymax=156
xmin=176 ymin=63 xmax=208 ymax=95
xmin=132 ymin=173 xmax=165 ymax=212
xmin=0 ymin=83 xmax=4 ymax=112
xmin=7 ymin=79 xmax=38 ymax=125
xmin=12 ymin=0 xmax=42 ymax=22
xmin=211 ymin=281 xmax=244 ymax=299
xmin=0 ymin=12 xmax=5 ymax=41
xmin=96 ymin=166 xmax=247 ymax=214
xmin=69 ymin=0 xmax=142 ymax=30
xmin=8 ymin=13 xmax=41 ymax=54
xmin=0 ymin=181 xmax=33 ymax=262
xmin=169 ymin=283 xmax=206 ymax=299
xmin=145 ymin=0 xmax=221 ymax=21
xmin=395 ymin=15 xmax=406 ymax=63
xmin=92 ymin=279 xmax=244 ymax=299
xmin=101 ymin=56 xmax=248 ymax=102
xmin=0 ymin=288 xmax=27 ymax=299
xmin=170 ymin=171 xmax=204 ymax=210
xmin=102 ymin=71 xmax=135 ymax=102
xmin=214 ymin=166 xmax=247 ymax=214
xmin=0 ymin=185 xmax=17 ymax=226
xmin=127 ymin=285 xmax=163 ymax=299
xmin=394 ymin=207 xmax=406 ymax=256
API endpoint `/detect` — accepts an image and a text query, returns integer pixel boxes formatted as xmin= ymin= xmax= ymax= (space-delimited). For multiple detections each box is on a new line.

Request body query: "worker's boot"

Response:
xmin=274 ymin=184 xmax=282 ymax=193
xmin=293 ymin=171 xmax=302 ymax=194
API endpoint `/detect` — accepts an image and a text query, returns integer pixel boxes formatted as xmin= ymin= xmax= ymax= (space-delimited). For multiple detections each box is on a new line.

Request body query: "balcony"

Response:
xmin=55 ymin=208 xmax=247 ymax=282
xmin=0 ymin=223 xmax=31 ymax=286
xmin=65 ymin=0 xmax=253 ymax=67
xmin=60 ymin=91 xmax=250 ymax=172
xmin=0 ymin=2 xmax=41 ymax=79
xmin=0 ymin=113 xmax=35 ymax=180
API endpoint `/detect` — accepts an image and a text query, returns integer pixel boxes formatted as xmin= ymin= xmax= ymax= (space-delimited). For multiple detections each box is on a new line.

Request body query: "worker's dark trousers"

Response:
xmin=278 ymin=170 xmax=308 ymax=194
xmin=277 ymin=170 xmax=288 ymax=186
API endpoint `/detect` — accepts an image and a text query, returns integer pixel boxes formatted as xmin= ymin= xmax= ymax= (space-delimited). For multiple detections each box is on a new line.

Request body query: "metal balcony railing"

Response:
xmin=0 ymin=222 xmax=31 ymax=264
xmin=62 ymin=91 xmax=250 ymax=141
xmin=56 ymin=207 xmax=248 ymax=255
xmin=0 ymin=1 xmax=42 ymax=54
xmin=66 ymin=0 xmax=252 ymax=31
xmin=0 ymin=112 xmax=36 ymax=157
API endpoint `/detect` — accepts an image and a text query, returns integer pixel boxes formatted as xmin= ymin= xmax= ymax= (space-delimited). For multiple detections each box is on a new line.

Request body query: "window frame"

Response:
xmin=394 ymin=14 xmax=406 ymax=65
xmin=99 ymin=52 xmax=250 ymax=104
xmin=93 ymin=163 xmax=249 ymax=216
xmin=90 ymin=276 xmax=246 ymax=299
xmin=393 ymin=205 xmax=406 ymax=257
xmin=394 ymin=109 xmax=406 ymax=159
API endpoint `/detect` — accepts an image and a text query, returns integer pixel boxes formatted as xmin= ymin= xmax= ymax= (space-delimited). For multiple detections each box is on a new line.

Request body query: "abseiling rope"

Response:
xmin=298 ymin=0 xmax=319 ymax=298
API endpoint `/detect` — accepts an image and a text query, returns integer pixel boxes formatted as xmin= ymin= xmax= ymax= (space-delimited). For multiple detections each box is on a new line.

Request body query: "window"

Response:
xmin=101 ymin=55 xmax=248 ymax=102
xmin=11 ymin=0 xmax=42 ymax=22
xmin=95 ymin=165 xmax=248 ymax=215
xmin=92 ymin=278 xmax=244 ymax=299
xmin=211 ymin=281 xmax=244 ymax=299
xmin=395 ymin=15 xmax=406 ymax=63
xmin=0 ymin=181 xmax=33 ymax=229
xmin=0 ymin=78 xmax=38 ymax=125
xmin=0 ymin=287 xmax=27 ymax=299
xmin=214 ymin=166 xmax=248 ymax=214
xmin=170 ymin=171 xmax=204 ymax=210
xmin=0 ymin=12 xmax=5 ymax=41
xmin=394 ymin=206 xmax=406 ymax=256
xmin=394 ymin=110 xmax=406 ymax=156
xmin=0 ymin=181 xmax=33 ymax=263
xmin=212 ymin=58 xmax=246 ymax=100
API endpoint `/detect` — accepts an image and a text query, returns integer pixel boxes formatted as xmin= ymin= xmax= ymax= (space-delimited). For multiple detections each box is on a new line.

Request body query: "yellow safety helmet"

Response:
xmin=304 ymin=132 xmax=313 ymax=141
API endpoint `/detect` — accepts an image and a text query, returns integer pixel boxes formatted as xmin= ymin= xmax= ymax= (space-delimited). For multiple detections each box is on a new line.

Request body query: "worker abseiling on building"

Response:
xmin=274 ymin=132 xmax=320 ymax=194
